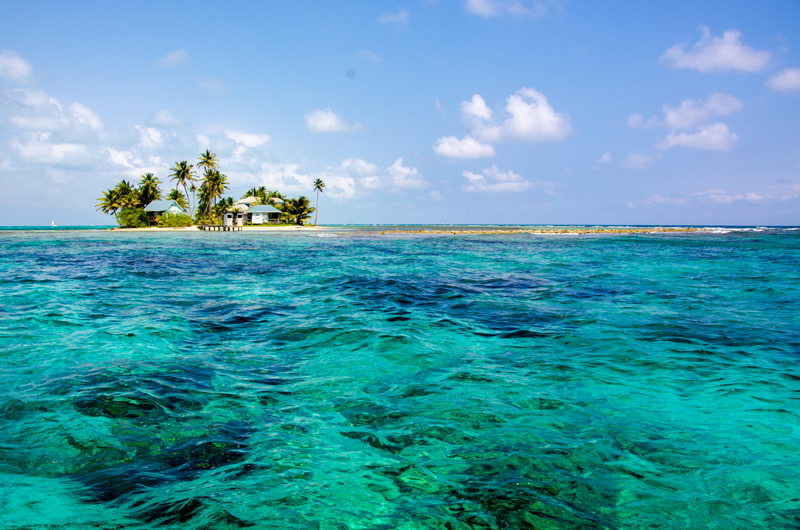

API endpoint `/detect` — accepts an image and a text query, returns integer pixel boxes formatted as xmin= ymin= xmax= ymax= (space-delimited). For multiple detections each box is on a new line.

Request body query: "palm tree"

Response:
xmin=169 ymin=161 xmax=196 ymax=216
xmin=189 ymin=183 xmax=197 ymax=213
xmin=96 ymin=188 xmax=122 ymax=220
xmin=138 ymin=173 xmax=162 ymax=207
xmin=200 ymin=169 xmax=229 ymax=217
xmin=114 ymin=180 xmax=140 ymax=209
xmin=167 ymin=189 xmax=188 ymax=210
xmin=284 ymin=196 xmax=315 ymax=225
xmin=313 ymin=179 xmax=325 ymax=226
xmin=197 ymin=149 xmax=218 ymax=172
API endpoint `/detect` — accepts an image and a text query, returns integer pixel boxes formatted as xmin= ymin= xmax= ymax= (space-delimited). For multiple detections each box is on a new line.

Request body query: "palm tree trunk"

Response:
xmin=315 ymin=190 xmax=319 ymax=226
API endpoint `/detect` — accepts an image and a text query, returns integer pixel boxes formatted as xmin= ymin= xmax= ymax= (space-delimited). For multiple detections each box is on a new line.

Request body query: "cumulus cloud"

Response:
xmin=468 ymin=88 xmax=571 ymax=143
xmin=641 ymin=188 xmax=775 ymax=208
xmin=461 ymin=94 xmax=492 ymax=121
xmin=657 ymin=122 xmax=737 ymax=151
xmin=155 ymin=49 xmax=189 ymax=68
xmin=387 ymin=158 xmax=427 ymax=188
xmin=225 ymin=130 xmax=271 ymax=159
xmin=244 ymin=163 xmax=357 ymax=199
xmin=464 ymin=0 xmax=552 ymax=18
xmin=6 ymin=89 xmax=103 ymax=132
xmin=0 ymin=49 xmax=33 ymax=83
xmin=340 ymin=157 xmax=379 ymax=176
xmin=11 ymin=132 xmax=86 ymax=164
xmin=663 ymin=93 xmax=743 ymax=129
xmin=433 ymin=136 xmax=495 ymax=158
xmin=661 ymin=27 xmax=770 ymax=72
xmin=622 ymin=152 xmax=656 ymax=170
xmin=304 ymin=108 xmax=361 ymax=133
xmin=767 ymin=68 xmax=800 ymax=92
xmin=378 ymin=7 xmax=409 ymax=25
xmin=627 ymin=114 xmax=660 ymax=129
xmin=425 ymin=191 xmax=444 ymax=201
xmin=645 ymin=195 xmax=688 ymax=206
xmin=462 ymin=164 xmax=557 ymax=193
xmin=135 ymin=126 xmax=164 ymax=149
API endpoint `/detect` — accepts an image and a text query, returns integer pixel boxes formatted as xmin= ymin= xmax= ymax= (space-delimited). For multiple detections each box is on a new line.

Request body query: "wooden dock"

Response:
xmin=197 ymin=224 xmax=242 ymax=231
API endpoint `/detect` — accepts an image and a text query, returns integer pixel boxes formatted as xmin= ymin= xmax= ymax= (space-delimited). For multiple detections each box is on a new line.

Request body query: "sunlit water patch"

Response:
xmin=0 ymin=230 xmax=799 ymax=529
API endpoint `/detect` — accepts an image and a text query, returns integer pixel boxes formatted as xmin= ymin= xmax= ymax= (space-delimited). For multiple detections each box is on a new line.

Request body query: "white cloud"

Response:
xmin=69 ymin=103 xmax=103 ymax=130
xmin=378 ymin=7 xmax=409 ymax=25
xmin=155 ymin=49 xmax=189 ymax=68
xmin=462 ymin=164 xmax=557 ymax=193
xmin=433 ymin=136 xmax=495 ymax=158
xmin=11 ymin=132 xmax=86 ymax=164
xmin=461 ymin=94 xmax=492 ymax=121
xmin=196 ymin=134 xmax=211 ymax=148
xmin=106 ymin=147 xmax=134 ymax=168
xmin=657 ymin=122 xmax=737 ymax=151
xmin=470 ymin=88 xmax=571 ymax=143
xmin=663 ymin=93 xmax=743 ymax=129
xmin=598 ymin=152 xmax=612 ymax=164
xmin=767 ymin=68 xmax=800 ymax=92
xmin=465 ymin=0 xmax=552 ymax=18
xmin=358 ymin=50 xmax=381 ymax=64
xmin=435 ymin=99 xmax=446 ymax=116
xmin=0 ymin=49 xmax=33 ymax=83
xmin=6 ymin=89 xmax=103 ymax=133
xmin=622 ymin=152 xmax=656 ymax=170
xmin=387 ymin=158 xmax=427 ymax=188
xmin=425 ymin=191 xmax=444 ymax=201
xmin=135 ymin=126 xmax=164 ymax=149
xmin=225 ymin=130 xmax=271 ymax=159
xmin=627 ymin=113 xmax=660 ymax=129
xmin=360 ymin=176 xmax=383 ymax=189
xmin=239 ymin=163 xmax=356 ymax=199
xmin=340 ymin=157 xmax=379 ymax=176
xmin=645 ymin=194 xmax=688 ymax=206
xmin=661 ymin=27 xmax=770 ymax=73
xmin=643 ymin=188 xmax=775 ymax=207
xmin=304 ymin=108 xmax=361 ymax=133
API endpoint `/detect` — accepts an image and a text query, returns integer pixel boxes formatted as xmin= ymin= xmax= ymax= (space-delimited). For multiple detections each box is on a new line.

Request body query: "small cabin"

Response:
xmin=246 ymin=205 xmax=282 ymax=224
xmin=223 ymin=211 xmax=245 ymax=227
xmin=143 ymin=200 xmax=188 ymax=225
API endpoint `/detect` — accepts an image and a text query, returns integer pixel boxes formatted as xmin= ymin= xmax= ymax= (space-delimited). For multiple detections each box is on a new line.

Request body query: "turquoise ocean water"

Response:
xmin=0 ymin=228 xmax=798 ymax=529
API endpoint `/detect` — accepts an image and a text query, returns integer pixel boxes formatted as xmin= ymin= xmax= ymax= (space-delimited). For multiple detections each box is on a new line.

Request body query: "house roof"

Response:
xmin=247 ymin=205 xmax=281 ymax=213
xmin=235 ymin=196 xmax=259 ymax=205
xmin=144 ymin=200 xmax=185 ymax=213
xmin=268 ymin=197 xmax=284 ymax=204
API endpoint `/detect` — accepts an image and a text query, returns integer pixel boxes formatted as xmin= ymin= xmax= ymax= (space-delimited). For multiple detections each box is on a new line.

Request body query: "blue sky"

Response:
xmin=1 ymin=0 xmax=799 ymax=225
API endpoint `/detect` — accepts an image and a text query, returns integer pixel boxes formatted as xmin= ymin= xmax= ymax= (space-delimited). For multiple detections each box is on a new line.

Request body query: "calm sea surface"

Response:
xmin=0 ymin=229 xmax=798 ymax=529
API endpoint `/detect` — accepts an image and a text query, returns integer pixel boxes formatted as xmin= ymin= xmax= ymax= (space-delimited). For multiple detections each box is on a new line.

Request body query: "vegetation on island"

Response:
xmin=96 ymin=150 xmax=322 ymax=228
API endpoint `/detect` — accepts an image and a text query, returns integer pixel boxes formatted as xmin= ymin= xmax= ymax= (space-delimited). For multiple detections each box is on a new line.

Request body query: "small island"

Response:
xmin=96 ymin=149 xmax=326 ymax=230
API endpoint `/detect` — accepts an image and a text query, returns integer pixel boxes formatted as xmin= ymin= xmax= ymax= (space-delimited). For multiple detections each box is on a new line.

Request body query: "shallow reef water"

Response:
xmin=0 ymin=229 xmax=799 ymax=529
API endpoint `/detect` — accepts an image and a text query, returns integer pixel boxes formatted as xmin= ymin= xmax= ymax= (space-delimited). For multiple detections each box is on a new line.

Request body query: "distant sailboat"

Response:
xmin=51 ymin=220 xmax=57 ymax=227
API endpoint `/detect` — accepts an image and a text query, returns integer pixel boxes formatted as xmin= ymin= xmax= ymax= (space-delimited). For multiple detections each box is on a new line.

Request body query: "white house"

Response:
xmin=246 ymin=204 xmax=282 ymax=224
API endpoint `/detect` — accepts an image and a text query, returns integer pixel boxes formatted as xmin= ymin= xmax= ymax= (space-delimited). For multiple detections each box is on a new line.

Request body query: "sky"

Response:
xmin=1 ymin=0 xmax=799 ymax=226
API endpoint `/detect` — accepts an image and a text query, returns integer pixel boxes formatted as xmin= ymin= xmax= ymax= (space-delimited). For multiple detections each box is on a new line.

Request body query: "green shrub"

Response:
xmin=156 ymin=212 xmax=193 ymax=227
xmin=194 ymin=214 xmax=221 ymax=225
xmin=117 ymin=208 xmax=148 ymax=228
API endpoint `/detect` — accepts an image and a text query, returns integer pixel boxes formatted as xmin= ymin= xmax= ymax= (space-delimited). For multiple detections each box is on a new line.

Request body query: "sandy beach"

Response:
xmin=111 ymin=225 xmax=327 ymax=232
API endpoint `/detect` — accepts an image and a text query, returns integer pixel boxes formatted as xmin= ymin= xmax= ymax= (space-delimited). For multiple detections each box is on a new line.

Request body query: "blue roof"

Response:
xmin=247 ymin=205 xmax=281 ymax=213
xmin=144 ymin=200 xmax=186 ymax=213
